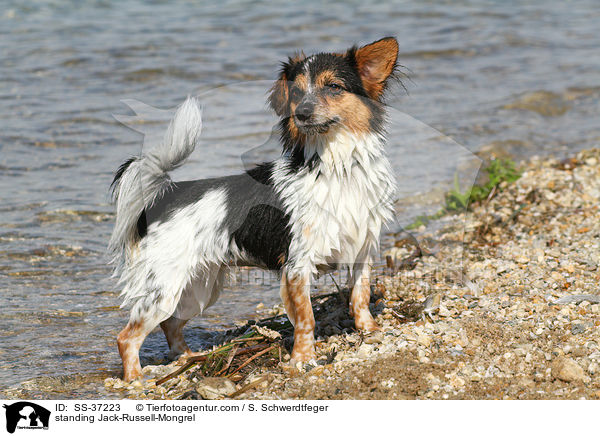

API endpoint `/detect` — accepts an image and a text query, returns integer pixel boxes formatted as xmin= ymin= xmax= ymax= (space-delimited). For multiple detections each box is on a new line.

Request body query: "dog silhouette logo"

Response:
xmin=2 ymin=402 xmax=50 ymax=433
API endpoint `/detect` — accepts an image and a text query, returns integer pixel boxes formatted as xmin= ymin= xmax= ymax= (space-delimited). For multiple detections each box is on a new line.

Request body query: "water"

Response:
xmin=1 ymin=0 xmax=599 ymax=395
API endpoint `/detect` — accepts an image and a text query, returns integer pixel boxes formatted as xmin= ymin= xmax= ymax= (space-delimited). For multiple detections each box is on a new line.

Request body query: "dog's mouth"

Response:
xmin=295 ymin=118 xmax=338 ymax=134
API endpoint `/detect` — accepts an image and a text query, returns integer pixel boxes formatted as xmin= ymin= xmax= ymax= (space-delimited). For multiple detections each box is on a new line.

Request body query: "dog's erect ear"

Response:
xmin=353 ymin=37 xmax=398 ymax=100
xmin=268 ymin=53 xmax=304 ymax=116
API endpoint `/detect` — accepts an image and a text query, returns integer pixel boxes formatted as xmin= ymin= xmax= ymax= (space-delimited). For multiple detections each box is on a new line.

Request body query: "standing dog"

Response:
xmin=110 ymin=37 xmax=399 ymax=381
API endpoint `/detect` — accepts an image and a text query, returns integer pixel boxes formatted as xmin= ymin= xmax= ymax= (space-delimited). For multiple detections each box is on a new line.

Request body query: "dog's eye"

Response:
xmin=290 ymin=87 xmax=303 ymax=101
xmin=326 ymin=83 xmax=344 ymax=93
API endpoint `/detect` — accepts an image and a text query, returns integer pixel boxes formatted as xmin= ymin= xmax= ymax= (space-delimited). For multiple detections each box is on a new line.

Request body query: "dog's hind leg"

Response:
xmin=117 ymin=315 xmax=161 ymax=382
xmin=160 ymin=316 xmax=190 ymax=359
xmin=118 ymin=289 xmax=183 ymax=381
xmin=163 ymin=265 xmax=226 ymax=359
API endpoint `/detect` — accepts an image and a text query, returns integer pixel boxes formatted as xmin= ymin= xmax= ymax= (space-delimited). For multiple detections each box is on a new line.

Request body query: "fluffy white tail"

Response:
xmin=109 ymin=96 xmax=202 ymax=272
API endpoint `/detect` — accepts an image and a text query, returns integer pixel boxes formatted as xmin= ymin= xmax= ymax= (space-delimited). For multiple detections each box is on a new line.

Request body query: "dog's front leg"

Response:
xmin=349 ymin=261 xmax=380 ymax=332
xmin=280 ymin=269 xmax=316 ymax=363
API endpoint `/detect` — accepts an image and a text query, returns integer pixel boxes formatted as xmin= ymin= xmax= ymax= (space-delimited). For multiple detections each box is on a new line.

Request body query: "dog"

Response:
xmin=110 ymin=37 xmax=399 ymax=381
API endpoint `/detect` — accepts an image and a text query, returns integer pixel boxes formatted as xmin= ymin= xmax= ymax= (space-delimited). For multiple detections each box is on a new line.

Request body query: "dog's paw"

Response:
xmin=355 ymin=318 xmax=381 ymax=332
xmin=175 ymin=349 xmax=204 ymax=364
xmin=290 ymin=347 xmax=317 ymax=363
xmin=122 ymin=366 xmax=142 ymax=383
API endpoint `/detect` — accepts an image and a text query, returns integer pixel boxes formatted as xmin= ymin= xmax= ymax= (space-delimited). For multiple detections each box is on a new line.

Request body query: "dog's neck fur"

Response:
xmin=273 ymin=127 xmax=396 ymax=276
xmin=302 ymin=129 xmax=385 ymax=177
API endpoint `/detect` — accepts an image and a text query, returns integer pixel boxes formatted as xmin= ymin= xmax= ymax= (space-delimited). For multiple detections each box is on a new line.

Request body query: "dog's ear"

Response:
xmin=352 ymin=37 xmax=398 ymax=100
xmin=268 ymin=53 xmax=304 ymax=116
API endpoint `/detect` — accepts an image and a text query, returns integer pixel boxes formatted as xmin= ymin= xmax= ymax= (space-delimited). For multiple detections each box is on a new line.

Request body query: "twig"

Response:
xmin=156 ymin=343 xmax=269 ymax=385
xmin=231 ymin=336 xmax=261 ymax=343
xmin=228 ymin=375 xmax=269 ymax=399
xmin=484 ymin=184 xmax=497 ymax=207
xmin=156 ymin=355 xmax=210 ymax=386
xmin=214 ymin=344 xmax=239 ymax=377
xmin=391 ymin=309 xmax=406 ymax=321
xmin=227 ymin=344 xmax=277 ymax=378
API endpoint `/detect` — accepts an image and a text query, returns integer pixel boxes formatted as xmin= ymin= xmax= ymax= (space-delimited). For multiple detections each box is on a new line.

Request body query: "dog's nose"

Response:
xmin=295 ymin=102 xmax=314 ymax=122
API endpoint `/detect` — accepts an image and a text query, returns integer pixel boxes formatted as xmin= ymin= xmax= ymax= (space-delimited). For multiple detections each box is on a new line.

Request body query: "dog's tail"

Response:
xmin=108 ymin=96 xmax=202 ymax=272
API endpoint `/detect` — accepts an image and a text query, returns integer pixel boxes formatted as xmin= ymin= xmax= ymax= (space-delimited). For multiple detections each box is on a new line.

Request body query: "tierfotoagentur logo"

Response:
xmin=2 ymin=402 xmax=50 ymax=433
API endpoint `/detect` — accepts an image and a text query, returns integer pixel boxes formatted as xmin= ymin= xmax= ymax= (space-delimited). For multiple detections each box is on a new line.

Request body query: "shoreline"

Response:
xmin=3 ymin=148 xmax=599 ymax=400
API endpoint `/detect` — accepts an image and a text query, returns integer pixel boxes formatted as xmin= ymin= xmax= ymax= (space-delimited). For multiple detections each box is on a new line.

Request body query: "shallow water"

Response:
xmin=1 ymin=0 xmax=599 ymax=395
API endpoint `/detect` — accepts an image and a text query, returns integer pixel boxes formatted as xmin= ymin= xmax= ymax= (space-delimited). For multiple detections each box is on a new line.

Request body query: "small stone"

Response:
xmin=470 ymin=373 xmax=482 ymax=382
xmin=438 ymin=305 xmax=451 ymax=317
xmin=551 ymin=357 xmax=586 ymax=383
xmin=356 ymin=343 xmax=372 ymax=359
xmin=417 ymin=334 xmax=432 ymax=347
xmin=551 ymin=271 xmax=563 ymax=281
xmin=142 ymin=365 xmax=172 ymax=379
xmin=195 ymin=377 xmax=237 ymax=399
xmin=112 ymin=379 xmax=127 ymax=389
xmin=404 ymin=333 xmax=418 ymax=343
xmin=571 ymin=323 xmax=587 ymax=335
xmin=518 ymin=378 xmax=535 ymax=389
xmin=449 ymin=375 xmax=465 ymax=389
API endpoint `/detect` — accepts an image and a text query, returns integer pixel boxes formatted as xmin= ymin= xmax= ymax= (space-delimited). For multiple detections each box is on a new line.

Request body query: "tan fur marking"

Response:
xmin=294 ymin=73 xmax=308 ymax=91
xmin=117 ymin=321 xmax=144 ymax=382
xmin=315 ymin=70 xmax=342 ymax=88
xmin=287 ymin=116 xmax=306 ymax=143
xmin=281 ymin=273 xmax=316 ymax=362
xmin=323 ymin=92 xmax=371 ymax=134
xmin=268 ymin=74 xmax=289 ymax=116
xmin=353 ymin=38 xmax=398 ymax=100
xmin=279 ymin=273 xmax=296 ymax=326
xmin=277 ymin=253 xmax=287 ymax=267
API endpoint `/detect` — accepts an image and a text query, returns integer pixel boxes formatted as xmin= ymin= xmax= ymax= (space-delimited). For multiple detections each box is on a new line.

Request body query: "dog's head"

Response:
xmin=269 ymin=37 xmax=399 ymax=138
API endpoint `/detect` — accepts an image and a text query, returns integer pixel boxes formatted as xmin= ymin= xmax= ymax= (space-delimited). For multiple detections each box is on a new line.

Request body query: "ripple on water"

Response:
xmin=36 ymin=210 xmax=113 ymax=224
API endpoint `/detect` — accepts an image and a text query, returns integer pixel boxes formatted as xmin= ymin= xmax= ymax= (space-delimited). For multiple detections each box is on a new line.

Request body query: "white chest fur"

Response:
xmin=273 ymin=131 xmax=396 ymax=276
